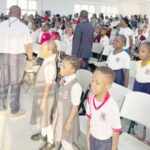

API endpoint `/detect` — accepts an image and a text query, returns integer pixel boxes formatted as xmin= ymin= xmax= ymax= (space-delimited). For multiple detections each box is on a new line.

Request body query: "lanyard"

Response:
xmin=9 ymin=18 xmax=18 ymax=27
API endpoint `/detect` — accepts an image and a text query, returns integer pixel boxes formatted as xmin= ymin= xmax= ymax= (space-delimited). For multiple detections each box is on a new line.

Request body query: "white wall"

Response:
xmin=141 ymin=2 xmax=150 ymax=19
xmin=37 ymin=0 xmax=141 ymax=16
xmin=0 ymin=0 xmax=6 ymax=14
xmin=0 ymin=0 xmax=145 ymax=17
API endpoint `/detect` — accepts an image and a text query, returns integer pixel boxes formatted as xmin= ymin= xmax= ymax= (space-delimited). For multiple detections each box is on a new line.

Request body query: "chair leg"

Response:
xmin=78 ymin=89 xmax=89 ymax=115
xmin=128 ymin=121 xmax=135 ymax=133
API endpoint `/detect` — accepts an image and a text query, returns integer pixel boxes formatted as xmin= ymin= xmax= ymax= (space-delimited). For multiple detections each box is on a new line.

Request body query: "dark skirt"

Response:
xmin=114 ymin=69 xmax=124 ymax=86
xmin=133 ymin=80 xmax=150 ymax=94
xmin=101 ymin=55 xmax=108 ymax=61
xmin=90 ymin=135 xmax=112 ymax=150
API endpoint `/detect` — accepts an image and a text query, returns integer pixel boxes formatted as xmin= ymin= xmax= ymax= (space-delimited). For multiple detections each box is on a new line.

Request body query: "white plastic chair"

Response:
xmin=89 ymin=43 xmax=103 ymax=64
xmin=23 ymin=65 xmax=40 ymax=93
xmin=79 ymin=116 xmax=88 ymax=135
xmin=92 ymin=43 xmax=103 ymax=54
xmin=109 ymin=83 xmax=131 ymax=109
xmin=118 ymin=91 xmax=150 ymax=150
xmin=76 ymin=69 xmax=93 ymax=94
xmin=76 ymin=69 xmax=93 ymax=112
xmin=128 ymin=61 xmax=137 ymax=89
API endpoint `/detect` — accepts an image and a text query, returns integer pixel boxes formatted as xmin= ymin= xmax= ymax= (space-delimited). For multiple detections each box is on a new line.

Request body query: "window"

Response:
xmin=74 ymin=4 xmax=96 ymax=18
xmin=100 ymin=5 xmax=118 ymax=17
xmin=7 ymin=0 xmax=37 ymax=15
xmin=74 ymin=4 xmax=81 ymax=13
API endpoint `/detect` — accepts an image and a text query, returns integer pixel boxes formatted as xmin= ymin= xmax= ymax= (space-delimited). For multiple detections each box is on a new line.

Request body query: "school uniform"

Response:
xmin=86 ymin=92 xmax=122 ymax=150
xmin=133 ymin=61 xmax=150 ymax=94
xmin=100 ymin=35 xmax=110 ymax=61
xmin=133 ymin=61 xmax=150 ymax=142
xmin=119 ymin=27 xmax=133 ymax=54
xmin=30 ymin=54 xmax=57 ymax=143
xmin=93 ymin=33 xmax=101 ymax=43
xmin=62 ymin=34 xmax=73 ymax=56
xmin=40 ymin=32 xmax=51 ymax=44
xmin=107 ymin=51 xmax=130 ymax=86
xmin=137 ymin=34 xmax=146 ymax=42
xmin=53 ymin=74 xmax=82 ymax=150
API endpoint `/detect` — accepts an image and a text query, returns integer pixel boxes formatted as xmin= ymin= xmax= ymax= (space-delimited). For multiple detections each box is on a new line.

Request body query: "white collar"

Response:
xmin=9 ymin=17 xmax=18 ymax=21
xmin=43 ymin=54 xmax=56 ymax=64
xmin=64 ymin=74 xmax=76 ymax=84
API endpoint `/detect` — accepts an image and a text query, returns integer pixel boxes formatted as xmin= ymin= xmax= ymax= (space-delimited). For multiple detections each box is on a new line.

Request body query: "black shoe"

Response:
xmin=39 ymin=142 xmax=53 ymax=150
xmin=31 ymin=133 xmax=47 ymax=141
xmin=79 ymin=110 xmax=86 ymax=116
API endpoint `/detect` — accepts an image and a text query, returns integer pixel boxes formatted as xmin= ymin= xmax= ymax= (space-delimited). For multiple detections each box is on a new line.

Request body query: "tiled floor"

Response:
xmin=0 ymin=84 xmax=86 ymax=150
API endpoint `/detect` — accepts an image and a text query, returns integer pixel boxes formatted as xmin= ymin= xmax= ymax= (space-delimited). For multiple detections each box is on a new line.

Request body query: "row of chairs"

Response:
xmin=77 ymin=69 xmax=150 ymax=150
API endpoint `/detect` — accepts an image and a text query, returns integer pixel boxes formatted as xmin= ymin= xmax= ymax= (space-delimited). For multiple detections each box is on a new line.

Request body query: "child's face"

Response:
xmin=60 ymin=60 xmax=75 ymax=76
xmin=42 ymin=25 xmax=49 ymax=32
xmin=32 ymin=24 xmax=36 ymax=31
xmin=95 ymin=27 xmax=100 ymax=34
xmin=66 ymin=28 xmax=73 ymax=35
xmin=139 ymin=44 xmax=150 ymax=60
xmin=113 ymin=36 xmax=124 ymax=50
xmin=101 ymin=29 xmax=107 ymax=36
xmin=138 ymin=29 xmax=142 ymax=35
xmin=91 ymin=71 xmax=111 ymax=96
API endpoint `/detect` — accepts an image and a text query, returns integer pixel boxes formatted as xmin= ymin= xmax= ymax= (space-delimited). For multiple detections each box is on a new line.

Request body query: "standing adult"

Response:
xmin=0 ymin=5 xmax=33 ymax=116
xmin=119 ymin=18 xmax=134 ymax=55
xmin=72 ymin=10 xmax=94 ymax=69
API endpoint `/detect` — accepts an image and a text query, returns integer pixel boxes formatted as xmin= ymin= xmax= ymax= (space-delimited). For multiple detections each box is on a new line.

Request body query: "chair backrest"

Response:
xmin=92 ymin=43 xmax=103 ymax=54
xmin=120 ymin=91 xmax=150 ymax=128
xmin=102 ymin=45 xmax=114 ymax=56
xmin=76 ymin=69 xmax=93 ymax=93
xmin=130 ymin=61 xmax=137 ymax=77
xmin=109 ymin=83 xmax=131 ymax=109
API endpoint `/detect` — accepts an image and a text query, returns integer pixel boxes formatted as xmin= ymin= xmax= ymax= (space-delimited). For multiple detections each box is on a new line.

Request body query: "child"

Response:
xmin=62 ymin=26 xmax=74 ymax=56
xmin=137 ymin=28 xmax=146 ymax=42
xmin=93 ymin=26 xmax=101 ymax=43
xmin=31 ymin=23 xmax=39 ymax=44
xmin=100 ymin=27 xmax=110 ymax=61
xmin=107 ymin=35 xmax=130 ymax=87
xmin=52 ymin=56 xmax=82 ymax=150
xmin=40 ymin=23 xmax=51 ymax=44
xmin=30 ymin=40 xmax=57 ymax=150
xmin=86 ymin=66 xmax=122 ymax=150
xmin=133 ymin=41 xmax=150 ymax=145
xmin=51 ymin=31 xmax=62 ymax=59
xmin=143 ymin=25 xmax=149 ymax=39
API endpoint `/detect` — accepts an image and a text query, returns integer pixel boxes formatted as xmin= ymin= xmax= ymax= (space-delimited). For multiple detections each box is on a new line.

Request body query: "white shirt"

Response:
xmin=63 ymin=74 xmax=82 ymax=105
xmin=143 ymin=32 xmax=149 ymax=39
xmin=62 ymin=34 xmax=73 ymax=55
xmin=43 ymin=54 xmax=57 ymax=84
xmin=107 ymin=51 xmax=130 ymax=70
xmin=0 ymin=17 xmax=32 ymax=54
xmin=31 ymin=30 xmax=39 ymax=43
xmin=135 ymin=61 xmax=150 ymax=83
xmin=86 ymin=92 xmax=122 ymax=140
xmin=100 ymin=35 xmax=109 ymax=49
xmin=119 ymin=27 xmax=133 ymax=49
xmin=55 ymin=40 xmax=61 ymax=51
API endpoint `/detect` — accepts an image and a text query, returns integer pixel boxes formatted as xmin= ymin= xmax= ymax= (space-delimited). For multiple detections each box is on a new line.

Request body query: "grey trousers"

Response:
xmin=90 ymin=135 xmax=112 ymax=150
xmin=0 ymin=53 xmax=26 ymax=113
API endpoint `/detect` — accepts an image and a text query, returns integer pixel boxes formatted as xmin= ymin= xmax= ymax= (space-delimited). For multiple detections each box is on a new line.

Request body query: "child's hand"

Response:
xmin=87 ymin=142 xmax=90 ymax=150
xmin=40 ymin=100 xmax=46 ymax=111
xmin=64 ymin=120 xmax=72 ymax=132
xmin=27 ymin=60 xmax=34 ymax=70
